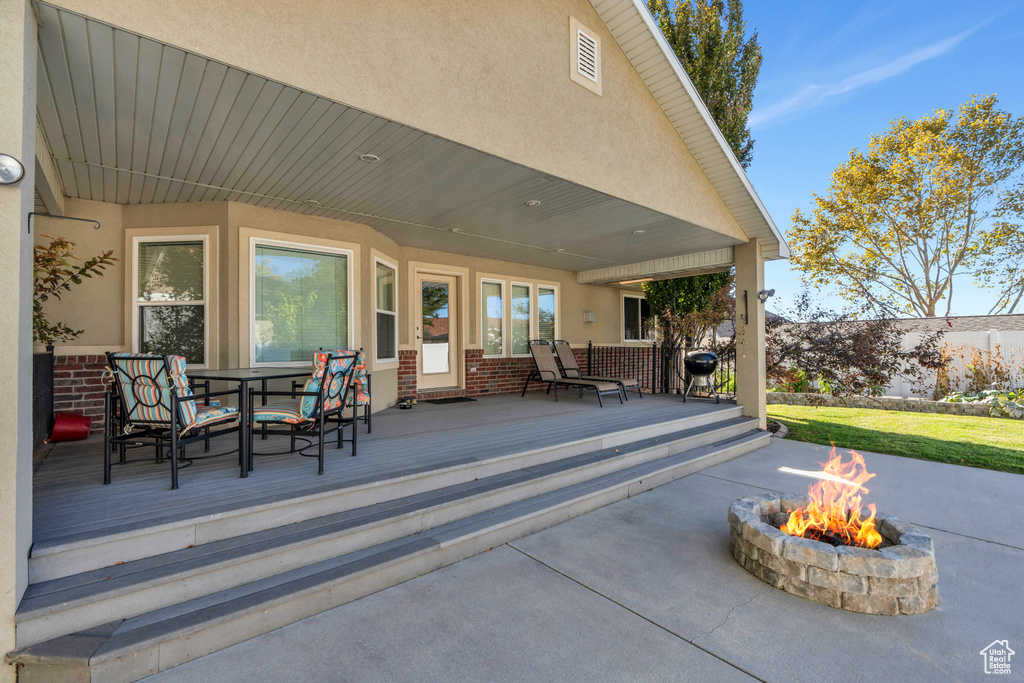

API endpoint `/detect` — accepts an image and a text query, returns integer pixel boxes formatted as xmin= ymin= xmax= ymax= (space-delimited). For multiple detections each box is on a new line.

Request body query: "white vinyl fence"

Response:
xmin=890 ymin=329 xmax=1024 ymax=398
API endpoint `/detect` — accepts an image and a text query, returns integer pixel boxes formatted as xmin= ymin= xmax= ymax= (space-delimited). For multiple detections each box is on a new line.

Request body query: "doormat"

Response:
xmin=424 ymin=397 xmax=478 ymax=405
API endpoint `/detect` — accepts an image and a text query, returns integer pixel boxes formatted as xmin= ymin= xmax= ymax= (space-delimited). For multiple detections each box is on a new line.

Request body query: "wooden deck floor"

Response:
xmin=33 ymin=392 xmax=734 ymax=547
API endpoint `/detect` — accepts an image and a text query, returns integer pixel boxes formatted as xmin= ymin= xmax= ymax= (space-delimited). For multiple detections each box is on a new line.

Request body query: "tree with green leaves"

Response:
xmin=638 ymin=0 xmax=761 ymax=387
xmin=791 ymin=95 xmax=1024 ymax=317
xmin=647 ymin=0 xmax=762 ymax=168
xmin=642 ymin=270 xmax=732 ymax=390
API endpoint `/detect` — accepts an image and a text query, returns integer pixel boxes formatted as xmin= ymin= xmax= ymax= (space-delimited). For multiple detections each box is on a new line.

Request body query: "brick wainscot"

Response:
xmin=53 ymin=355 xmax=108 ymax=434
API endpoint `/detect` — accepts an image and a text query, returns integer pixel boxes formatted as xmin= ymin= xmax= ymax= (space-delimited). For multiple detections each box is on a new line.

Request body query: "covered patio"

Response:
xmin=32 ymin=392 xmax=738 ymax=568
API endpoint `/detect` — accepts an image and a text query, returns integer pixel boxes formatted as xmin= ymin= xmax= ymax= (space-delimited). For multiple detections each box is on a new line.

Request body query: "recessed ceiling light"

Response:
xmin=451 ymin=228 xmax=464 ymax=233
xmin=632 ymin=229 xmax=646 ymax=235
xmin=556 ymin=248 xmax=566 ymax=253
xmin=359 ymin=153 xmax=381 ymax=163
xmin=525 ymin=200 xmax=541 ymax=207
xmin=303 ymin=199 xmax=321 ymax=206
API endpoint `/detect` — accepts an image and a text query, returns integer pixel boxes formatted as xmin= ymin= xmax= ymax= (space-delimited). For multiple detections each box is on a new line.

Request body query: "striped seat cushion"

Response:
xmin=252 ymin=401 xmax=307 ymax=424
xmin=191 ymin=404 xmax=239 ymax=430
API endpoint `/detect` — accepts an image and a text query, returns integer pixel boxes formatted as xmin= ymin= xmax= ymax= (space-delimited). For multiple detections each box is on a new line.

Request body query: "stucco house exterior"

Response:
xmin=0 ymin=1 xmax=788 ymax=678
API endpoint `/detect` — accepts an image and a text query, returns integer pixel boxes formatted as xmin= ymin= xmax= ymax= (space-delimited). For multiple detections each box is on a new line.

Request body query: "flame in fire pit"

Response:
xmin=781 ymin=446 xmax=883 ymax=549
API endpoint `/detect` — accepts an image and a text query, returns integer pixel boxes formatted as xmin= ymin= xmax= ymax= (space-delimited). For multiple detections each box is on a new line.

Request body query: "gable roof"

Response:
xmin=589 ymin=0 xmax=790 ymax=260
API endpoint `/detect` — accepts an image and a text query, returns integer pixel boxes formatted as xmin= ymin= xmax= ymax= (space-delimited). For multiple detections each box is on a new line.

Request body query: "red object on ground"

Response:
xmin=50 ymin=412 xmax=92 ymax=442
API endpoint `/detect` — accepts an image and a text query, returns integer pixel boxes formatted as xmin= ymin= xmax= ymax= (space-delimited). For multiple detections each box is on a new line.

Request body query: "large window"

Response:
xmin=511 ymin=283 xmax=531 ymax=356
xmin=375 ymin=259 xmax=397 ymax=362
xmin=623 ymin=294 xmax=653 ymax=341
xmin=135 ymin=239 xmax=206 ymax=365
xmin=480 ymin=277 xmax=558 ymax=357
xmin=538 ymin=286 xmax=557 ymax=342
xmin=252 ymin=241 xmax=350 ymax=364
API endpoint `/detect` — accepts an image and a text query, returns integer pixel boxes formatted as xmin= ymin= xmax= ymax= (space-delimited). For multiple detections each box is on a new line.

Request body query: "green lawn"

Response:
xmin=767 ymin=404 xmax=1024 ymax=475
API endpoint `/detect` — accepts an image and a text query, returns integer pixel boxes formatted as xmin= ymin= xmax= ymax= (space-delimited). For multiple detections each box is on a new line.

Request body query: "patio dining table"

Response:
xmin=188 ymin=367 xmax=312 ymax=477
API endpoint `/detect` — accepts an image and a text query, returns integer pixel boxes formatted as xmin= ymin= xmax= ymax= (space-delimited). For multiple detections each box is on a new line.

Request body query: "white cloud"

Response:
xmin=749 ymin=23 xmax=986 ymax=127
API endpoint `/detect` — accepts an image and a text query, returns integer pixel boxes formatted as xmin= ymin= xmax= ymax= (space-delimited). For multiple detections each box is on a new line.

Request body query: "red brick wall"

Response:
xmin=465 ymin=349 xmax=540 ymax=396
xmin=54 ymin=355 xmax=108 ymax=433
xmin=398 ymin=350 xmax=417 ymax=399
xmin=402 ymin=346 xmax=597 ymax=400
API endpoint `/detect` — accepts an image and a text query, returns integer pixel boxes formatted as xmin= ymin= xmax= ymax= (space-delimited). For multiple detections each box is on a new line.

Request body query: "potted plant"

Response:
xmin=33 ymin=235 xmax=117 ymax=449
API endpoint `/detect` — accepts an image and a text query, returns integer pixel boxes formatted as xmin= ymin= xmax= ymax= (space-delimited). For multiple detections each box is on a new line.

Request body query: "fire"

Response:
xmin=780 ymin=446 xmax=884 ymax=549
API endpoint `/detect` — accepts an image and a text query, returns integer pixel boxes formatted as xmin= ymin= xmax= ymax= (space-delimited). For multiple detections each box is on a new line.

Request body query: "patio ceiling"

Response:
xmin=34 ymin=4 xmax=747 ymax=273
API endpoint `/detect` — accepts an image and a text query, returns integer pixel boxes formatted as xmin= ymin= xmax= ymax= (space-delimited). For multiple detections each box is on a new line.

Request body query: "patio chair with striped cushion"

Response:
xmin=294 ymin=348 xmax=371 ymax=433
xmin=104 ymin=352 xmax=242 ymax=490
xmin=249 ymin=349 xmax=358 ymax=474
xmin=552 ymin=339 xmax=642 ymax=399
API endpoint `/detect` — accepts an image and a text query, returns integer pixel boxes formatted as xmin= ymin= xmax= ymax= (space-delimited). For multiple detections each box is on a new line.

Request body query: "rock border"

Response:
xmin=767 ymin=392 xmax=999 ymax=418
xmin=728 ymin=494 xmax=939 ymax=615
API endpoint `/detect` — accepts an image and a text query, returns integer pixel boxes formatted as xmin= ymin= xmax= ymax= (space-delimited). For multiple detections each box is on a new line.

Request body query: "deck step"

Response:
xmin=15 ymin=417 xmax=757 ymax=647
xmin=29 ymin=405 xmax=745 ymax=583
xmin=9 ymin=429 xmax=768 ymax=682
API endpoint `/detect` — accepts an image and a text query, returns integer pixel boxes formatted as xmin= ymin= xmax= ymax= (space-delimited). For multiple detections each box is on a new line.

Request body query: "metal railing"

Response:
xmin=586 ymin=342 xmax=736 ymax=399
xmin=33 ymin=350 xmax=54 ymax=449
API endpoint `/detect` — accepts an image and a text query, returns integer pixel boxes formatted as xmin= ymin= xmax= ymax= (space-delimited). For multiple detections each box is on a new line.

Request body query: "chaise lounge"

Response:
xmin=552 ymin=339 xmax=642 ymax=400
xmin=522 ymin=340 xmax=624 ymax=406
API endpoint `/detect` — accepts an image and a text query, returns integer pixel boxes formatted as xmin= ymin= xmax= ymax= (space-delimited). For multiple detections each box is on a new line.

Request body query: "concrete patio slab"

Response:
xmin=143 ymin=439 xmax=1024 ymax=682
xmin=144 ymin=544 xmax=750 ymax=683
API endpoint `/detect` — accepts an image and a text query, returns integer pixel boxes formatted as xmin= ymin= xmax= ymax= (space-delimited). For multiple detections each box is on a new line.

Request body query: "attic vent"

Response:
xmin=576 ymin=29 xmax=598 ymax=82
xmin=569 ymin=17 xmax=601 ymax=95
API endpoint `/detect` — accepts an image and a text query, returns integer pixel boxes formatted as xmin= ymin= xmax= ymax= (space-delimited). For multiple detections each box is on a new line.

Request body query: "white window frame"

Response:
xmin=480 ymin=278 xmax=506 ymax=359
xmin=249 ymin=236 xmax=354 ymax=367
xmin=131 ymin=234 xmax=210 ymax=369
xmin=509 ymin=281 xmax=534 ymax=358
xmin=536 ymin=284 xmax=560 ymax=343
xmin=374 ymin=255 xmax=399 ymax=365
xmin=621 ymin=293 xmax=654 ymax=343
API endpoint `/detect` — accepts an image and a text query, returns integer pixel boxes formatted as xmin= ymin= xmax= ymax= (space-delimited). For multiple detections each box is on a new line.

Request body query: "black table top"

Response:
xmin=188 ymin=367 xmax=311 ymax=382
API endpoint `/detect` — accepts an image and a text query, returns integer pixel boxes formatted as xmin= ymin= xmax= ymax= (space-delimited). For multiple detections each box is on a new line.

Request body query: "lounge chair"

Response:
xmin=521 ymin=340 xmax=623 ymax=406
xmin=552 ymin=339 xmax=642 ymax=400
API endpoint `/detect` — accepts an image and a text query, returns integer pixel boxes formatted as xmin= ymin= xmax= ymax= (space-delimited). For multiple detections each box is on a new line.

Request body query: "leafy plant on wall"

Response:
xmin=33 ymin=235 xmax=117 ymax=346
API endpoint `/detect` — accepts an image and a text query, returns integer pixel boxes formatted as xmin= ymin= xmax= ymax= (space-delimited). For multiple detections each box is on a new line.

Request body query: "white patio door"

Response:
xmin=416 ymin=274 xmax=460 ymax=390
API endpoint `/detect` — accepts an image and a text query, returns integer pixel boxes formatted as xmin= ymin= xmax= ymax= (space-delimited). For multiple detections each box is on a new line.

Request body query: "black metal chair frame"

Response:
xmin=291 ymin=370 xmax=371 ymax=439
xmin=103 ymin=353 xmax=242 ymax=490
xmin=520 ymin=340 xmax=623 ymax=407
xmin=248 ymin=352 xmax=358 ymax=475
xmin=551 ymin=339 xmax=643 ymax=400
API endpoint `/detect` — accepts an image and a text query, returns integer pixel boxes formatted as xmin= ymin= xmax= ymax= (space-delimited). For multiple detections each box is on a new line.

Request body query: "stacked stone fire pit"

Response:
xmin=729 ymin=493 xmax=938 ymax=615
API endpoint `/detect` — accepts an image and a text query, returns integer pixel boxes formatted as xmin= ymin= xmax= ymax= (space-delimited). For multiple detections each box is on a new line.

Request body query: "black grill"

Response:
xmin=684 ymin=351 xmax=719 ymax=377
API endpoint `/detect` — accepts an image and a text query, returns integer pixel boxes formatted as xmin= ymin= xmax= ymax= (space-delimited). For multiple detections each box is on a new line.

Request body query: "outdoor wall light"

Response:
xmin=0 ymin=154 xmax=25 ymax=184
xmin=583 ymin=311 xmax=596 ymax=323
xmin=757 ymin=288 xmax=776 ymax=304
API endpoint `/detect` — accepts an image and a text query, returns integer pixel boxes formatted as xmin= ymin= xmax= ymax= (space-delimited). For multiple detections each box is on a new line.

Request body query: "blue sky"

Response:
xmin=740 ymin=0 xmax=1024 ymax=318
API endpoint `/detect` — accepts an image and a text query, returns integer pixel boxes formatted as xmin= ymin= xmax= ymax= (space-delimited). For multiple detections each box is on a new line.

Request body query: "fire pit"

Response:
xmin=728 ymin=448 xmax=938 ymax=615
